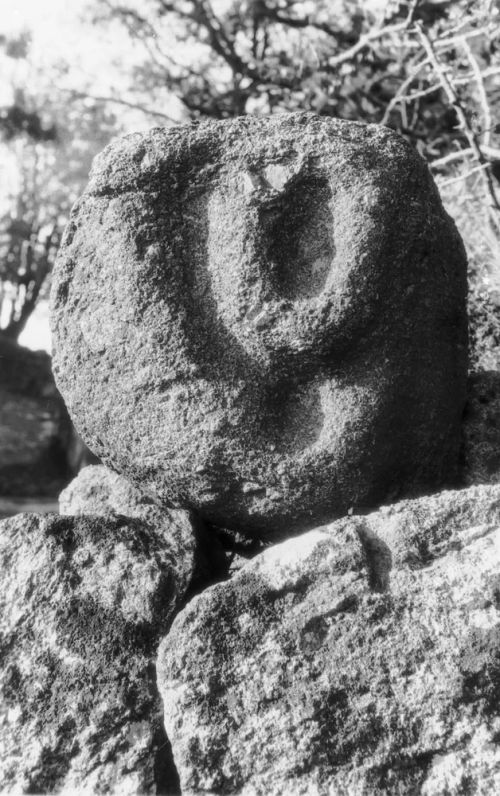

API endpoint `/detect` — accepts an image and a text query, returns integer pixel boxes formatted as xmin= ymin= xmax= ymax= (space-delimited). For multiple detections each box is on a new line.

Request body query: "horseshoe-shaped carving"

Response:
xmin=51 ymin=114 xmax=467 ymax=538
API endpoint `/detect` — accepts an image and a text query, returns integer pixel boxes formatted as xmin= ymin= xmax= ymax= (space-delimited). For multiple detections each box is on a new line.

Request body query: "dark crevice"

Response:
xmin=356 ymin=523 xmax=392 ymax=592
xmin=153 ymin=723 xmax=181 ymax=795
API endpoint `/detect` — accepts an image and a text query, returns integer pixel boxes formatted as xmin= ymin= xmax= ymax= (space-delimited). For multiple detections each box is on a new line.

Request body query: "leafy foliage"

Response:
xmin=97 ymin=1 xmax=500 ymax=158
xmin=2 ymin=1 xmax=500 ymax=355
xmin=0 ymin=104 xmax=58 ymax=143
xmin=0 ymin=40 xmax=117 ymax=341
xmin=97 ymin=0 xmax=500 ymax=368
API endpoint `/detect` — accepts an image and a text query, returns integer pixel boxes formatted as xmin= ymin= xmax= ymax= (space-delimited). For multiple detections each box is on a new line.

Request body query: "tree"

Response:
xmin=96 ymin=0 xmax=499 ymax=157
xmin=95 ymin=1 xmax=500 ymax=222
xmin=95 ymin=0 xmax=500 ymax=366
xmin=0 ymin=34 xmax=117 ymax=342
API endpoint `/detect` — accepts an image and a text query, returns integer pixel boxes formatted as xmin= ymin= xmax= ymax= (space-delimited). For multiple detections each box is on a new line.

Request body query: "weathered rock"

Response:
xmin=0 ymin=511 xmax=204 ymax=794
xmin=62 ymin=462 xmax=267 ymax=576
xmin=0 ymin=496 xmax=58 ymax=520
xmin=59 ymin=463 xmax=228 ymax=589
xmin=157 ymin=484 xmax=500 ymax=795
xmin=462 ymin=370 xmax=500 ymax=486
xmin=51 ymin=113 xmax=467 ymax=538
xmin=60 ymin=462 xmax=175 ymax=516
xmin=0 ymin=337 xmax=72 ymax=496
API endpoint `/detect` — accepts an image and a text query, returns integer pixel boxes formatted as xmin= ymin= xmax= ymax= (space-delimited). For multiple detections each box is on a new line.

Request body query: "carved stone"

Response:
xmin=51 ymin=114 xmax=467 ymax=538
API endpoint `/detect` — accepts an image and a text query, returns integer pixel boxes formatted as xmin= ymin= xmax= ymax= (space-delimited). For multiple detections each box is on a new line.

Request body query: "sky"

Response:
xmin=0 ymin=0 xmax=81 ymax=38
xmin=0 ymin=0 xmax=134 ymax=352
xmin=0 ymin=0 xmax=192 ymax=352
xmin=0 ymin=0 xmax=123 ymax=80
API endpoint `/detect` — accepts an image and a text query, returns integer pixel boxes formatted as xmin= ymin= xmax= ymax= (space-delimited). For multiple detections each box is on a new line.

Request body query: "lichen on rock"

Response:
xmin=0 ymin=511 xmax=193 ymax=794
xmin=157 ymin=484 xmax=500 ymax=795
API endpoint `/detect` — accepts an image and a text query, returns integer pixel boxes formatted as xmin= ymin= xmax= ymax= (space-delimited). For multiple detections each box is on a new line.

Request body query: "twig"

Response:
xmin=454 ymin=66 xmax=500 ymax=85
xmin=431 ymin=145 xmax=500 ymax=169
xmin=434 ymin=25 xmax=500 ymax=50
xmin=430 ymin=149 xmax=474 ymax=168
xmin=381 ymin=56 xmax=430 ymax=125
xmin=326 ymin=0 xmax=420 ymax=70
xmin=395 ymin=67 xmax=500 ymax=102
xmin=59 ymin=89 xmax=179 ymax=124
xmin=443 ymin=17 xmax=488 ymax=38
xmin=460 ymin=36 xmax=492 ymax=146
xmin=384 ymin=82 xmax=442 ymax=122
xmin=415 ymin=22 xmax=500 ymax=213
xmin=437 ymin=163 xmax=490 ymax=188
xmin=389 ymin=61 xmax=500 ymax=118
xmin=267 ymin=0 xmax=420 ymax=43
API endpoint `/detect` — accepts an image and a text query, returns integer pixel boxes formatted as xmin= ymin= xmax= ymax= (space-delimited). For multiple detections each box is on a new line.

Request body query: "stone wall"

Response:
xmin=0 ymin=336 xmax=97 ymax=498
xmin=3 ymin=114 xmax=498 ymax=795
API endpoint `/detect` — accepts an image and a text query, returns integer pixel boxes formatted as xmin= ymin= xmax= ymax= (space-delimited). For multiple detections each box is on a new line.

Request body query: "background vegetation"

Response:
xmin=1 ymin=0 xmax=499 ymax=367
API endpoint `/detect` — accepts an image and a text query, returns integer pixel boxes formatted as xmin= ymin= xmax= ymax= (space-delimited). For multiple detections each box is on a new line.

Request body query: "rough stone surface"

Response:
xmin=462 ymin=370 xmax=500 ymax=486
xmin=60 ymin=463 xmax=181 ymax=517
xmin=59 ymin=463 xmax=227 ymax=589
xmin=0 ymin=337 xmax=73 ymax=496
xmin=158 ymin=484 xmax=500 ymax=795
xmin=51 ymin=113 xmax=467 ymax=538
xmin=0 ymin=496 xmax=58 ymax=520
xmin=0 ymin=511 xmax=202 ymax=794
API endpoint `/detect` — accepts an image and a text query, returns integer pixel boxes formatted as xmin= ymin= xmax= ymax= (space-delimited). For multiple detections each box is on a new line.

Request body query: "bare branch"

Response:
xmin=482 ymin=145 xmax=500 ymax=160
xmin=381 ymin=63 xmax=500 ymax=125
xmin=434 ymin=25 xmax=500 ymax=50
xmin=259 ymin=9 xmax=347 ymax=41
xmin=437 ymin=163 xmax=490 ymax=187
xmin=431 ymin=145 xmax=500 ymax=169
xmin=430 ymin=148 xmax=474 ymax=168
xmin=380 ymin=56 xmax=430 ymax=125
xmin=60 ymin=89 xmax=179 ymax=124
xmin=454 ymin=66 xmax=500 ymax=85
xmin=415 ymin=21 xmax=500 ymax=213
xmin=326 ymin=0 xmax=420 ymax=71
xmin=193 ymin=0 xmax=256 ymax=79
xmin=393 ymin=82 xmax=442 ymax=104
xmin=460 ymin=36 xmax=492 ymax=146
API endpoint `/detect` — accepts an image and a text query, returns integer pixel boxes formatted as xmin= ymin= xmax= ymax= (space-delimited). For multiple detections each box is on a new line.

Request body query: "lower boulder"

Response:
xmin=157 ymin=483 xmax=500 ymax=795
xmin=59 ymin=464 xmax=157 ymax=516
xmin=59 ymin=464 xmax=228 ymax=590
xmin=0 ymin=510 xmax=203 ymax=794
xmin=0 ymin=337 xmax=83 ymax=497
